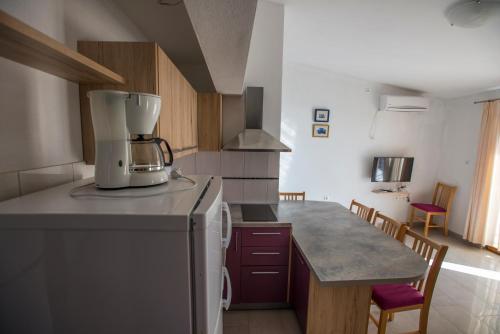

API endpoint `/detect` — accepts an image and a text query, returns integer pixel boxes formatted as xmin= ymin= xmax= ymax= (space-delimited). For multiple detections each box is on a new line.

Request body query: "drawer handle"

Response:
xmin=251 ymin=271 xmax=280 ymax=275
xmin=251 ymin=232 xmax=281 ymax=235
xmin=251 ymin=252 xmax=280 ymax=255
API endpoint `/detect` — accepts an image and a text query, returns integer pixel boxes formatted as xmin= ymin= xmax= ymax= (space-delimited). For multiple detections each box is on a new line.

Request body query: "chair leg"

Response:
xmin=408 ymin=207 xmax=415 ymax=228
xmin=419 ymin=306 xmax=430 ymax=334
xmin=388 ymin=312 xmax=394 ymax=322
xmin=424 ymin=213 xmax=431 ymax=237
xmin=443 ymin=214 xmax=449 ymax=236
xmin=378 ymin=310 xmax=389 ymax=334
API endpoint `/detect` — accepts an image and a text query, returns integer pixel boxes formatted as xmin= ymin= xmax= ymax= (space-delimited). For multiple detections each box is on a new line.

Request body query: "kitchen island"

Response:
xmin=230 ymin=201 xmax=428 ymax=334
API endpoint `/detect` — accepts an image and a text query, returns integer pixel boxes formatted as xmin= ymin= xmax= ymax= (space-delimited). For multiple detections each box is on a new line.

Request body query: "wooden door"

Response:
xmin=157 ymin=47 xmax=176 ymax=151
xmin=197 ymin=93 xmax=222 ymax=151
xmin=156 ymin=47 xmax=198 ymax=158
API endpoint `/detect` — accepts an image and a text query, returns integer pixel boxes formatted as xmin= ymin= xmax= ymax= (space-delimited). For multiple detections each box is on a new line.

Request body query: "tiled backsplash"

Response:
xmin=175 ymin=151 xmax=280 ymax=204
xmin=0 ymin=152 xmax=279 ymax=204
xmin=0 ymin=162 xmax=95 ymax=202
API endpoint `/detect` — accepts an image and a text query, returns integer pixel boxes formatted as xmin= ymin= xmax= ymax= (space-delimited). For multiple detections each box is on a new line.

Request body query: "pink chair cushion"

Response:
xmin=411 ymin=203 xmax=446 ymax=213
xmin=372 ymin=284 xmax=424 ymax=310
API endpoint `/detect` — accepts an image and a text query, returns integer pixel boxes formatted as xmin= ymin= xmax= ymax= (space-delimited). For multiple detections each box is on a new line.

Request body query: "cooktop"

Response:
xmin=240 ymin=204 xmax=278 ymax=222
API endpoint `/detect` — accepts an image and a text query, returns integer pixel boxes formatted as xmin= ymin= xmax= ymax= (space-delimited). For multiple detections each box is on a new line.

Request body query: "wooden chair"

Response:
xmin=407 ymin=182 xmax=457 ymax=237
xmin=369 ymin=229 xmax=448 ymax=334
xmin=372 ymin=212 xmax=406 ymax=242
xmin=349 ymin=199 xmax=375 ymax=223
xmin=279 ymin=192 xmax=305 ymax=201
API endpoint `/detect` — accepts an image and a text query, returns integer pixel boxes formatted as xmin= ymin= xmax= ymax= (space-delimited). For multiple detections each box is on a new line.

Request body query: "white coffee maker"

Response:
xmin=87 ymin=90 xmax=173 ymax=189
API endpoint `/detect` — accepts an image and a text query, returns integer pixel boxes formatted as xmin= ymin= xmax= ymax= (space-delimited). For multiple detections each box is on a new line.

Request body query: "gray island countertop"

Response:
xmin=231 ymin=201 xmax=428 ymax=287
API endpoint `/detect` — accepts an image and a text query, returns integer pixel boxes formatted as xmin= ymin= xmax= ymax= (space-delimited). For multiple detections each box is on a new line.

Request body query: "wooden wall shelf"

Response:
xmin=0 ymin=10 xmax=125 ymax=84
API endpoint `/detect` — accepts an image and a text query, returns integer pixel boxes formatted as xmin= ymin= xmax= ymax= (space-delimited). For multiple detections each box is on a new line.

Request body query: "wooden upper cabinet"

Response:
xmin=78 ymin=41 xmax=198 ymax=163
xmin=197 ymin=93 xmax=222 ymax=151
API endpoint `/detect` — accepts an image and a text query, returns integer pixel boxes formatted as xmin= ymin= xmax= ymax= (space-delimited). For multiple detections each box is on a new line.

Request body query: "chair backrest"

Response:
xmin=372 ymin=212 xmax=406 ymax=242
xmin=403 ymin=229 xmax=448 ymax=306
xmin=280 ymin=192 xmax=306 ymax=201
xmin=432 ymin=182 xmax=457 ymax=210
xmin=349 ymin=200 xmax=375 ymax=223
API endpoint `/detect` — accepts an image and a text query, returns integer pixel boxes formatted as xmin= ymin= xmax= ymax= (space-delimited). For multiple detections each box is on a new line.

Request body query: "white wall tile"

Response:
xmin=267 ymin=179 xmax=279 ymax=203
xmin=195 ymin=152 xmax=221 ymax=176
xmin=73 ymin=162 xmax=95 ymax=180
xmin=244 ymin=152 xmax=268 ymax=177
xmin=267 ymin=152 xmax=280 ymax=178
xmin=221 ymin=151 xmax=244 ymax=177
xmin=222 ymin=179 xmax=243 ymax=203
xmin=173 ymin=154 xmax=196 ymax=175
xmin=243 ymin=180 xmax=269 ymax=203
xmin=19 ymin=164 xmax=74 ymax=195
xmin=0 ymin=171 xmax=20 ymax=202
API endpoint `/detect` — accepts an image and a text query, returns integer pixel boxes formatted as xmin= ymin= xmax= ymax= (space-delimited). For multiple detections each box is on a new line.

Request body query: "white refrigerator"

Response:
xmin=0 ymin=175 xmax=231 ymax=334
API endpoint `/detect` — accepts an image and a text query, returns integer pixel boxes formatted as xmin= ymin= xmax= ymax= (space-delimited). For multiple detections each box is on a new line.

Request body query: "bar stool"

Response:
xmin=349 ymin=199 xmax=374 ymax=223
xmin=370 ymin=229 xmax=448 ymax=334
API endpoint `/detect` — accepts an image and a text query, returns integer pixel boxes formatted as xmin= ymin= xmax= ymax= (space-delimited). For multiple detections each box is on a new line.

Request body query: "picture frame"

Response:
xmin=314 ymin=108 xmax=330 ymax=122
xmin=312 ymin=124 xmax=330 ymax=138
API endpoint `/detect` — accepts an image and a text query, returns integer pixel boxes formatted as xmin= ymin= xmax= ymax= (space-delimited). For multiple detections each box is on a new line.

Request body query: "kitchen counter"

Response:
xmin=231 ymin=201 xmax=427 ymax=287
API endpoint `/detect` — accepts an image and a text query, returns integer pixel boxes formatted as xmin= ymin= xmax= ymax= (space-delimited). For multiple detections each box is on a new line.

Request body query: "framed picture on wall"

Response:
xmin=312 ymin=124 xmax=330 ymax=138
xmin=314 ymin=108 xmax=330 ymax=122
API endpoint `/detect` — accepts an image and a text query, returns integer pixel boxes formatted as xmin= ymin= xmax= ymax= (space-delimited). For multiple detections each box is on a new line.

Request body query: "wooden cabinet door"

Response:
xmin=291 ymin=241 xmax=310 ymax=333
xmin=157 ymin=47 xmax=198 ymax=158
xmin=224 ymin=228 xmax=241 ymax=305
xmin=197 ymin=93 xmax=222 ymax=151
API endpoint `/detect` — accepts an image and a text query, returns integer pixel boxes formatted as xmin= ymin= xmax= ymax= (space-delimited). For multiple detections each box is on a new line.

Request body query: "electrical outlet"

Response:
xmin=323 ymin=195 xmax=329 ymax=201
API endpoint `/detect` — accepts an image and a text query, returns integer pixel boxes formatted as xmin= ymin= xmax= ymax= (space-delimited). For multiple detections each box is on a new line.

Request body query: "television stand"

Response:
xmin=372 ymin=189 xmax=410 ymax=201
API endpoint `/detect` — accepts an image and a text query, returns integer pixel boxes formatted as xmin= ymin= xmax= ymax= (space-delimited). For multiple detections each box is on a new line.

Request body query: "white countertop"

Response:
xmin=0 ymin=175 xmax=212 ymax=231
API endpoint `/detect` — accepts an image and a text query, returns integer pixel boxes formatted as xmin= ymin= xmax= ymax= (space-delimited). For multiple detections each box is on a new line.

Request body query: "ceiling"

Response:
xmin=111 ymin=0 xmax=215 ymax=92
xmin=280 ymin=0 xmax=500 ymax=98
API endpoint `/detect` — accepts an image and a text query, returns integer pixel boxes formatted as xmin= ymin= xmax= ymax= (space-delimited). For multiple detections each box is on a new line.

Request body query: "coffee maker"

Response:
xmin=87 ymin=90 xmax=173 ymax=189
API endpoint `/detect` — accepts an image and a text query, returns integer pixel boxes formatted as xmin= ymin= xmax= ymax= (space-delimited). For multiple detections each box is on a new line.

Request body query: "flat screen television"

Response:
xmin=371 ymin=157 xmax=414 ymax=182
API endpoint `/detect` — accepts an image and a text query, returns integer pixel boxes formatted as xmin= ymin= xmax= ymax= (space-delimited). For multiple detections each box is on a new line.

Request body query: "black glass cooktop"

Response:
xmin=241 ymin=204 xmax=278 ymax=222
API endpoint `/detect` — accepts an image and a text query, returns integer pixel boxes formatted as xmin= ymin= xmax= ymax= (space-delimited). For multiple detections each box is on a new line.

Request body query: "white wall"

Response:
xmin=0 ymin=0 xmax=145 ymax=174
xmin=0 ymin=0 xmax=145 ymax=200
xmin=244 ymin=0 xmax=284 ymax=138
xmin=437 ymin=89 xmax=500 ymax=234
xmin=280 ymin=63 xmax=447 ymax=223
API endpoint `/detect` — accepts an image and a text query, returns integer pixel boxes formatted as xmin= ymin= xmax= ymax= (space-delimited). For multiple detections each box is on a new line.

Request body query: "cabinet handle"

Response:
xmin=252 ymin=232 xmax=281 ymax=235
xmin=235 ymin=231 xmax=239 ymax=253
xmin=251 ymin=252 xmax=280 ymax=255
xmin=251 ymin=271 xmax=280 ymax=275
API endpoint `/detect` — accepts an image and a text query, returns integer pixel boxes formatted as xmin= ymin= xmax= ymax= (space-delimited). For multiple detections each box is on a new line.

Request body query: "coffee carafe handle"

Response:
xmin=154 ymin=138 xmax=174 ymax=167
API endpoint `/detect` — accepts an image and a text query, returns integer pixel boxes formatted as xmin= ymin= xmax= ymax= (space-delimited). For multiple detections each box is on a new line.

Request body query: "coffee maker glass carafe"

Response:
xmin=129 ymin=135 xmax=173 ymax=173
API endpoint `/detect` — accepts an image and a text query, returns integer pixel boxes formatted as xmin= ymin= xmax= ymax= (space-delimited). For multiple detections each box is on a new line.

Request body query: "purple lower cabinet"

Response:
xmin=240 ymin=266 xmax=288 ymax=303
xmin=291 ymin=241 xmax=310 ymax=334
xmin=224 ymin=228 xmax=241 ymax=305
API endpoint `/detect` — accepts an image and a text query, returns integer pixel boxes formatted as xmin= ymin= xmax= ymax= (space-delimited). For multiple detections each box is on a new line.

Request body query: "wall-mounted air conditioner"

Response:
xmin=379 ymin=95 xmax=430 ymax=112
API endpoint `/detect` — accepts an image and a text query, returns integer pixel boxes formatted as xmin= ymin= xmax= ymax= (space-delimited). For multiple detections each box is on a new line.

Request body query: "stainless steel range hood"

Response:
xmin=223 ymin=87 xmax=291 ymax=152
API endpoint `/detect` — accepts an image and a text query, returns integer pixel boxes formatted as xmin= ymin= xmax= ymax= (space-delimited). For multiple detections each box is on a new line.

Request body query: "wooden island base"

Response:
xmin=306 ymin=275 xmax=372 ymax=334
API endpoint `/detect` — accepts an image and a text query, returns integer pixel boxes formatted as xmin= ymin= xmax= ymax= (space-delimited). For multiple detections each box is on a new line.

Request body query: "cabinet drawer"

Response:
xmin=242 ymin=246 xmax=289 ymax=266
xmin=241 ymin=227 xmax=290 ymax=247
xmin=241 ymin=266 xmax=288 ymax=303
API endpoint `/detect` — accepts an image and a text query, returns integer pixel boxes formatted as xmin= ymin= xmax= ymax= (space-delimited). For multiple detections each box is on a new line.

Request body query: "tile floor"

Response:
xmin=223 ymin=227 xmax=500 ymax=334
